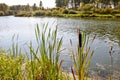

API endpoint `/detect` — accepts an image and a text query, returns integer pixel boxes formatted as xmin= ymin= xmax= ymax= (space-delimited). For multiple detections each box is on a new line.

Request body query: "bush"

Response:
xmin=52 ymin=10 xmax=59 ymax=14
xmin=115 ymin=14 xmax=120 ymax=18
xmin=81 ymin=11 xmax=93 ymax=14
xmin=81 ymin=4 xmax=94 ymax=11
xmin=34 ymin=10 xmax=45 ymax=16
xmin=0 ymin=11 xmax=4 ymax=16
xmin=104 ymin=8 xmax=113 ymax=14
xmin=15 ymin=12 xmax=27 ymax=17
xmin=111 ymin=9 xmax=120 ymax=14
xmin=93 ymin=8 xmax=113 ymax=14
xmin=5 ymin=10 xmax=14 ymax=15
xmin=69 ymin=10 xmax=77 ymax=14
xmin=45 ymin=10 xmax=52 ymax=16
xmin=62 ymin=9 xmax=69 ymax=14
xmin=15 ymin=11 xmax=32 ymax=17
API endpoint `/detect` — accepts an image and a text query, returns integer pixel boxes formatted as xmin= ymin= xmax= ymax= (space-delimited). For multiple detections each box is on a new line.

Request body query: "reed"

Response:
xmin=28 ymin=24 xmax=66 ymax=80
xmin=71 ymin=30 xmax=96 ymax=80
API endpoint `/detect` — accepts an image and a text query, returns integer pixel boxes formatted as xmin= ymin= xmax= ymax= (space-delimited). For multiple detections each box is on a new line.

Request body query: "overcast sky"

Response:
xmin=0 ymin=0 xmax=55 ymax=8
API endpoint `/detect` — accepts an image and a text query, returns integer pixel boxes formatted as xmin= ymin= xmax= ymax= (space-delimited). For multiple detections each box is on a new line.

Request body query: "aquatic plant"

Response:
xmin=71 ymin=30 xmax=96 ymax=80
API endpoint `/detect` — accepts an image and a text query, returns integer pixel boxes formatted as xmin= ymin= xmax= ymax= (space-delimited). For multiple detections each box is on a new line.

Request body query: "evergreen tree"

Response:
xmin=26 ymin=3 xmax=30 ymax=11
xmin=56 ymin=0 xmax=63 ymax=7
xmin=39 ymin=0 xmax=43 ymax=9
xmin=33 ymin=3 xmax=37 ymax=11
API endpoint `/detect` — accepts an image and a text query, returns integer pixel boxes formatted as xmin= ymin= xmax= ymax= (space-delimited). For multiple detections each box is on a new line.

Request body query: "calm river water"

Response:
xmin=0 ymin=16 xmax=120 ymax=71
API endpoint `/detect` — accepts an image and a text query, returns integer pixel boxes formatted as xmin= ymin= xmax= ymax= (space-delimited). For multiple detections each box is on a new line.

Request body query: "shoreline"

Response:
xmin=1 ymin=14 xmax=120 ymax=20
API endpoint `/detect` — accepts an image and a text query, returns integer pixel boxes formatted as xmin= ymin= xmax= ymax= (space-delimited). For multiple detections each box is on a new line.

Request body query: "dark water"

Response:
xmin=0 ymin=16 xmax=120 ymax=71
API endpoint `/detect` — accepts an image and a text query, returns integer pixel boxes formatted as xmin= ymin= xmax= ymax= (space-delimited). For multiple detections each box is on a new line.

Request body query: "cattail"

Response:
xmin=78 ymin=30 xmax=82 ymax=48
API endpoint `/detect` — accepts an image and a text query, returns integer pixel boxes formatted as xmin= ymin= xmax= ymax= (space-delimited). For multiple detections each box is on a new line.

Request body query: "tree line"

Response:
xmin=0 ymin=1 xmax=43 ymax=16
xmin=56 ymin=0 xmax=120 ymax=8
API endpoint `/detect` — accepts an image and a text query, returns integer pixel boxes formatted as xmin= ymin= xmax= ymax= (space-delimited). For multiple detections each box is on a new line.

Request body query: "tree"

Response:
xmin=26 ymin=3 xmax=30 ymax=11
xmin=113 ymin=0 xmax=120 ymax=7
xmin=33 ymin=3 xmax=37 ymax=11
xmin=39 ymin=0 xmax=43 ymax=9
xmin=56 ymin=0 xmax=63 ymax=7
xmin=0 ymin=3 xmax=9 ymax=12
xmin=63 ymin=0 xmax=69 ymax=6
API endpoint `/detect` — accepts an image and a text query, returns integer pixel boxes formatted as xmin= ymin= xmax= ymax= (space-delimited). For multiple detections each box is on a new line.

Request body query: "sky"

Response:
xmin=0 ymin=0 xmax=55 ymax=8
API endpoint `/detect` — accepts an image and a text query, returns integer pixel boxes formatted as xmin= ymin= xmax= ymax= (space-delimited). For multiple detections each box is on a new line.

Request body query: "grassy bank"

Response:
xmin=14 ymin=7 xmax=120 ymax=18
xmin=0 ymin=24 xmax=95 ymax=80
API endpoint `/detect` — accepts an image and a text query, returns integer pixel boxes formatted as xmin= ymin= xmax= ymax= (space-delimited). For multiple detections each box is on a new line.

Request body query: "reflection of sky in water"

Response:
xmin=0 ymin=16 xmax=120 ymax=70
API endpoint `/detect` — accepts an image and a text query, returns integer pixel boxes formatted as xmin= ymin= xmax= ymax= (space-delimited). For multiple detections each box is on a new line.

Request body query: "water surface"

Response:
xmin=0 ymin=16 xmax=120 ymax=71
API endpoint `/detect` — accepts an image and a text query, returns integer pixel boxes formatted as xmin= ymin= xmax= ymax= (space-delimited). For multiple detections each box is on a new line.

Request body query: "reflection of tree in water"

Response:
xmin=84 ymin=23 xmax=120 ymax=46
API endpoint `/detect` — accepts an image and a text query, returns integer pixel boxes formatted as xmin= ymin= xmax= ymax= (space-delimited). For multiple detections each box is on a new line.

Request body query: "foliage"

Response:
xmin=81 ymin=4 xmax=94 ymax=11
xmin=71 ymin=32 xmax=95 ymax=80
xmin=0 ymin=3 xmax=9 ymax=12
xmin=69 ymin=10 xmax=77 ymax=14
xmin=111 ymin=9 xmax=120 ymax=14
xmin=0 ymin=11 xmax=4 ymax=16
xmin=39 ymin=1 xmax=43 ymax=9
xmin=62 ymin=9 xmax=69 ymax=14
xmin=45 ymin=10 xmax=52 ymax=16
xmin=92 ymin=8 xmax=113 ymax=14
xmin=0 ymin=53 xmax=25 ymax=80
xmin=115 ymin=14 xmax=120 ymax=18
xmin=32 ymin=3 xmax=38 ymax=11
xmin=56 ymin=0 xmax=69 ymax=7
xmin=15 ymin=11 xmax=32 ymax=17
xmin=34 ymin=10 xmax=45 ymax=16
xmin=52 ymin=10 xmax=59 ymax=14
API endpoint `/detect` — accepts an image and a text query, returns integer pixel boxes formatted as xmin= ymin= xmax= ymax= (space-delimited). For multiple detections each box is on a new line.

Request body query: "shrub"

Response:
xmin=0 ymin=11 xmax=4 ymax=16
xmin=111 ymin=9 xmax=120 ymax=14
xmin=69 ymin=10 xmax=77 ymax=14
xmin=115 ymin=14 xmax=120 ymax=18
xmin=81 ymin=4 xmax=94 ymax=11
xmin=34 ymin=10 xmax=45 ymax=16
xmin=45 ymin=10 xmax=52 ymax=16
xmin=15 ymin=12 xmax=27 ymax=17
xmin=104 ymin=8 xmax=113 ymax=14
xmin=25 ymin=12 xmax=32 ymax=17
xmin=52 ymin=10 xmax=59 ymax=14
xmin=93 ymin=8 xmax=113 ymax=14
xmin=5 ymin=10 xmax=14 ymax=15
xmin=81 ymin=11 xmax=93 ymax=14
xmin=62 ymin=9 xmax=69 ymax=14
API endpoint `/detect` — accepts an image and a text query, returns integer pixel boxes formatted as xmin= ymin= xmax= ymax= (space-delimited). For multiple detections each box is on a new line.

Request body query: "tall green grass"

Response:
xmin=28 ymin=24 xmax=66 ymax=80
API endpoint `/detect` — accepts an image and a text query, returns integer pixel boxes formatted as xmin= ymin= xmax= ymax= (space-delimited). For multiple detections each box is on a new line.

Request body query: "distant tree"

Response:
xmin=0 ymin=3 xmax=9 ymax=12
xmin=113 ymin=0 xmax=120 ymax=7
xmin=26 ymin=3 xmax=30 ymax=11
xmin=56 ymin=0 xmax=70 ymax=7
xmin=63 ymin=0 xmax=69 ymax=6
xmin=33 ymin=3 xmax=37 ymax=11
xmin=56 ymin=0 xmax=63 ymax=7
xmin=39 ymin=0 xmax=43 ymax=9
xmin=83 ymin=0 xmax=90 ymax=3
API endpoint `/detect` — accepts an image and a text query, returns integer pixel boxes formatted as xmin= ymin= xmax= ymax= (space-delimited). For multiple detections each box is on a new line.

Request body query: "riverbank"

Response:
xmin=14 ymin=9 xmax=120 ymax=18
xmin=12 ymin=7 xmax=120 ymax=18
